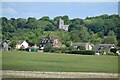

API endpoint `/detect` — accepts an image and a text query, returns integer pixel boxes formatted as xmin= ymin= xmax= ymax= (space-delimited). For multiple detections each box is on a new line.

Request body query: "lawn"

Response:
xmin=2 ymin=51 xmax=118 ymax=73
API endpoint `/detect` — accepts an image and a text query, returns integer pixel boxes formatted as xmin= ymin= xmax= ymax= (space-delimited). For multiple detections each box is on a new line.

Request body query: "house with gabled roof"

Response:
xmin=72 ymin=42 xmax=93 ymax=50
xmin=16 ymin=40 xmax=29 ymax=49
xmin=39 ymin=38 xmax=62 ymax=50
xmin=93 ymin=44 xmax=116 ymax=52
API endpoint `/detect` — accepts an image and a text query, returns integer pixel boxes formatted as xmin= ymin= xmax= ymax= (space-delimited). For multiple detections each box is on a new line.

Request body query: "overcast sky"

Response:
xmin=1 ymin=1 xmax=119 ymax=19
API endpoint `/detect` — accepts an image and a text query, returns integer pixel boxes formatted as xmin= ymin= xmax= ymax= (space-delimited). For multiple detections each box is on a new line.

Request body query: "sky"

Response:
xmin=1 ymin=2 xmax=119 ymax=19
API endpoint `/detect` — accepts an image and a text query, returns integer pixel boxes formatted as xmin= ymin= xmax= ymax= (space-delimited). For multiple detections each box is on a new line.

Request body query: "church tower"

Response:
xmin=58 ymin=18 xmax=69 ymax=31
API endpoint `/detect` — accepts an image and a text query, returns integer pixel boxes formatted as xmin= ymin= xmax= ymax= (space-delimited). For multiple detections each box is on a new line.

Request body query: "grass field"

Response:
xmin=2 ymin=51 xmax=118 ymax=73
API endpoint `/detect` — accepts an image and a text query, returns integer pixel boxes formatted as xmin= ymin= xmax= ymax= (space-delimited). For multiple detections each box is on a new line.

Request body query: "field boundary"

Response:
xmin=2 ymin=70 xmax=119 ymax=78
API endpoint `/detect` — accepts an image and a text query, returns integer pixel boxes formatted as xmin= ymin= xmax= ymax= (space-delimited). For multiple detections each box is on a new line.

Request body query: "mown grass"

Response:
xmin=2 ymin=51 xmax=118 ymax=73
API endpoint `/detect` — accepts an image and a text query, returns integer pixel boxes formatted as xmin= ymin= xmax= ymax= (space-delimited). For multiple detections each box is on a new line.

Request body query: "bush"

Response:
xmin=51 ymin=47 xmax=67 ymax=53
xmin=106 ymin=52 xmax=118 ymax=56
xmin=51 ymin=47 xmax=61 ymax=53
xmin=99 ymin=50 xmax=106 ymax=55
xmin=61 ymin=47 xmax=67 ymax=53
xmin=110 ymin=48 xmax=117 ymax=53
xmin=68 ymin=50 xmax=95 ymax=55
xmin=44 ymin=44 xmax=52 ymax=52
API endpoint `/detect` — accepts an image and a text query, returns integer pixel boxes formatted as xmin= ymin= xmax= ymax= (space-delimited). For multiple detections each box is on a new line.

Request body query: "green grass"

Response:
xmin=2 ymin=51 xmax=118 ymax=73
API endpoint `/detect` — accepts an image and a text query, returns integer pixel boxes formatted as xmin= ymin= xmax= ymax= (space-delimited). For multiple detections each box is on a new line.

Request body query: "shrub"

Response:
xmin=44 ymin=44 xmax=52 ymax=52
xmin=61 ymin=47 xmax=66 ymax=53
xmin=51 ymin=47 xmax=67 ymax=53
xmin=51 ymin=47 xmax=61 ymax=53
xmin=106 ymin=52 xmax=118 ymax=56
xmin=110 ymin=48 xmax=117 ymax=53
xmin=68 ymin=50 xmax=95 ymax=55
xmin=99 ymin=50 xmax=106 ymax=55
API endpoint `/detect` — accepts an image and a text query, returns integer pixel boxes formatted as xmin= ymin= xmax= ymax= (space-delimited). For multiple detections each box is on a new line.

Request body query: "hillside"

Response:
xmin=1 ymin=14 xmax=120 ymax=49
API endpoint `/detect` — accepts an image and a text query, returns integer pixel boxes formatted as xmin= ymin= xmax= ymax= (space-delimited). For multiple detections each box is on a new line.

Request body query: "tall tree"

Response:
xmin=103 ymin=31 xmax=118 ymax=45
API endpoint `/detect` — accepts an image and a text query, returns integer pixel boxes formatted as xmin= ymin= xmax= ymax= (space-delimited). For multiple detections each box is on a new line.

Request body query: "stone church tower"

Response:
xmin=58 ymin=18 xmax=69 ymax=31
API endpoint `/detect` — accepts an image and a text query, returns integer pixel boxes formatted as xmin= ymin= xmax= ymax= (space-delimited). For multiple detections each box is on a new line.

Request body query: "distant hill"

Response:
xmin=1 ymin=14 xmax=120 ymax=48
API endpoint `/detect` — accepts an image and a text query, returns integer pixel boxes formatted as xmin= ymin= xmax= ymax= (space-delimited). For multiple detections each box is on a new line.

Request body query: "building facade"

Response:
xmin=58 ymin=18 xmax=69 ymax=31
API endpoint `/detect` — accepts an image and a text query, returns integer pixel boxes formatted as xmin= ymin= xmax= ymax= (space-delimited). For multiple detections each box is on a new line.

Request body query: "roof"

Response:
xmin=18 ymin=40 xmax=26 ymax=45
xmin=52 ymin=39 xmax=62 ymax=47
xmin=93 ymin=44 xmax=116 ymax=51
xmin=39 ymin=38 xmax=52 ymax=45
xmin=72 ymin=42 xmax=89 ymax=46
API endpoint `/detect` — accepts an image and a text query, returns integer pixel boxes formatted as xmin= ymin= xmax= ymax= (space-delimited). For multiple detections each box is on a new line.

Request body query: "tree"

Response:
xmin=40 ymin=16 xmax=50 ymax=21
xmin=26 ymin=17 xmax=37 ymax=29
xmin=62 ymin=15 xmax=70 ymax=24
xmin=90 ymin=33 xmax=103 ymax=44
xmin=10 ymin=18 xmax=18 ymax=29
xmin=17 ymin=18 xmax=26 ymax=28
xmin=103 ymin=31 xmax=118 ymax=45
xmin=68 ymin=24 xmax=82 ymax=32
xmin=71 ymin=18 xmax=83 ymax=25
xmin=9 ymin=40 xmax=17 ymax=50
xmin=70 ymin=30 xmax=81 ymax=42
xmin=44 ymin=23 xmax=56 ymax=31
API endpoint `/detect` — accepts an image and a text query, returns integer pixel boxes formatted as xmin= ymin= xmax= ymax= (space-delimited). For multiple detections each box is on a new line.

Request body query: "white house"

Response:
xmin=16 ymin=40 xmax=29 ymax=49
xmin=72 ymin=42 xmax=93 ymax=50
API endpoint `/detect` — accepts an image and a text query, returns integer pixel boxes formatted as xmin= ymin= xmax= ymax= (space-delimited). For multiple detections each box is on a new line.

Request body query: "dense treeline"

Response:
xmin=1 ymin=14 xmax=120 ymax=48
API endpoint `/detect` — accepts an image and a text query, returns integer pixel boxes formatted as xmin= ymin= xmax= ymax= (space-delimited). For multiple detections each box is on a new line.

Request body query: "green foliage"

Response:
xmin=8 ymin=40 xmax=17 ymax=50
xmin=69 ymin=50 xmax=95 ymax=55
xmin=91 ymin=33 xmax=103 ymax=44
xmin=99 ymin=50 xmax=106 ymax=55
xmin=44 ymin=44 xmax=53 ymax=52
xmin=110 ymin=48 xmax=117 ymax=53
xmin=70 ymin=28 xmax=90 ymax=42
xmin=40 ymin=16 xmax=50 ymax=21
xmin=106 ymin=52 xmax=117 ymax=56
xmin=44 ymin=23 xmax=56 ymax=31
xmin=1 ymin=14 xmax=120 ymax=48
xmin=103 ymin=31 xmax=118 ymax=45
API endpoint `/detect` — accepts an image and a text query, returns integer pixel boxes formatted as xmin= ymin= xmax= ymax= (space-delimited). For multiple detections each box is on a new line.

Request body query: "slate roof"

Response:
xmin=39 ymin=38 xmax=52 ymax=48
xmin=39 ymin=38 xmax=62 ymax=48
xmin=93 ymin=44 xmax=116 ymax=52
xmin=18 ymin=40 xmax=25 ymax=45
xmin=39 ymin=38 xmax=52 ymax=45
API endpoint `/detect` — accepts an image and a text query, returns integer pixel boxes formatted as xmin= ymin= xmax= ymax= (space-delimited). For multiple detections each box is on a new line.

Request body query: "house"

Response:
xmin=3 ymin=42 xmax=8 ymax=51
xmin=16 ymin=40 xmax=29 ymax=49
xmin=93 ymin=44 xmax=116 ymax=52
xmin=52 ymin=39 xmax=62 ymax=48
xmin=39 ymin=38 xmax=62 ymax=50
xmin=2 ymin=40 xmax=11 ymax=51
xmin=72 ymin=42 xmax=93 ymax=50
xmin=39 ymin=38 xmax=52 ymax=50
xmin=58 ymin=18 xmax=69 ymax=31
